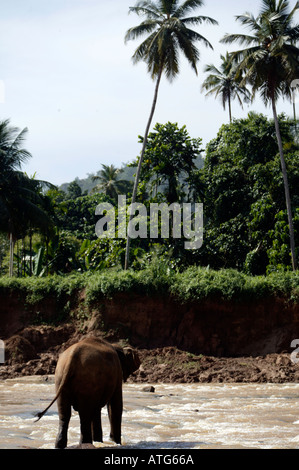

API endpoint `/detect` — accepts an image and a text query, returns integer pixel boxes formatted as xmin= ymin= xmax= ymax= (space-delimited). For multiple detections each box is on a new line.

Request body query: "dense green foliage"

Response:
xmin=220 ymin=0 xmax=299 ymax=271
xmin=198 ymin=113 xmax=299 ymax=274
xmin=132 ymin=122 xmax=204 ymax=203
xmin=1 ymin=113 xmax=298 ymax=277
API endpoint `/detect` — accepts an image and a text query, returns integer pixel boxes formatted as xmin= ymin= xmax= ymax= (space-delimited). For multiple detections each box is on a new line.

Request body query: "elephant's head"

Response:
xmin=114 ymin=345 xmax=141 ymax=382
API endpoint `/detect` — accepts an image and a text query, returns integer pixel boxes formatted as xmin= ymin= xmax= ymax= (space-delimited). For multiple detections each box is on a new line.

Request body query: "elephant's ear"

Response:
xmin=114 ymin=347 xmax=128 ymax=382
xmin=114 ymin=346 xmax=140 ymax=382
xmin=123 ymin=347 xmax=141 ymax=379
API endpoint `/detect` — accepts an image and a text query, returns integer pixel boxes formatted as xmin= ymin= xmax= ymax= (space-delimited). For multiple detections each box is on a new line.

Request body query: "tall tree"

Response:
xmin=124 ymin=0 xmax=218 ymax=269
xmin=201 ymin=52 xmax=251 ymax=122
xmin=92 ymin=164 xmax=132 ymax=201
xmin=0 ymin=120 xmax=30 ymax=275
xmin=135 ymin=121 xmax=203 ymax=203
xmin=221 ymin=0 xmax=299 ymax=271
xmin=0 ymin=120 xmax=53 ymax=275
xmin=67 ymin=180 xmax=83 ymax=199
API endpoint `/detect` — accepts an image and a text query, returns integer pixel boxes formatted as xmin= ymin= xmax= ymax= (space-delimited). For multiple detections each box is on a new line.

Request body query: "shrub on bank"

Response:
xmin=0 ymin=267 xmax=298 ymax=318
xmin=171 ymin=267 xmax=299 ymax=303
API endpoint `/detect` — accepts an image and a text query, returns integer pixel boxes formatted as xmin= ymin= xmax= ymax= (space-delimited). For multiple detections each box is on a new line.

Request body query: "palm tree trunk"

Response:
xmin=228 ymin=92 xmax=232 ymax=123
xmin=17 ymin=240 xmax=20 ymax=277
xmin=124 ymin=65 xmax=163 ymax=270
xmin=272 ymin=98 xmax=297 ymax=271
xmin=46 ymin=232 xmax=49 ymax=276
xmin=29 ymin=228 xmax=33 ymax=276
xmin=292 ymin=85 xmax=297 ymax=128
xmin=9 ymin=233 xmax=14 ymax=277
xmin=22 ymin=238 xmax=25 ymax=277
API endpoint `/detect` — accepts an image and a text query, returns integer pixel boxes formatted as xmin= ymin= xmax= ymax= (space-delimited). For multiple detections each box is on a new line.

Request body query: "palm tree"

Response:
xmin=221 ymin=0 xmax=299 ymax=271
xmin=201 ymin=52 xmax=251 ymax=122
xmin=0 ymin=120 xmax=54 ymax=275
xmin=92 ymin=164 xmax=132 ymax=200
xmin=124 ymin=0 xmax=218 ymax=269
xmin=0 ymin=120 xmax=31 ymax=275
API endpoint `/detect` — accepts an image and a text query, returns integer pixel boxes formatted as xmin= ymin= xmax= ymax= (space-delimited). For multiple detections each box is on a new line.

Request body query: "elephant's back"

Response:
xmin=57 ymin=337 xmax=120 ymax=370
xmin=57 ymin=337 xmax=122 ymax=407
xmin=75 ymin=341 xmax=120 ymax=373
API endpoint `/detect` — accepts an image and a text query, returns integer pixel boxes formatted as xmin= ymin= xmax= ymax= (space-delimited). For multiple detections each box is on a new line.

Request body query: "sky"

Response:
xmin=0 ymin=0 xmax=298 ymax=186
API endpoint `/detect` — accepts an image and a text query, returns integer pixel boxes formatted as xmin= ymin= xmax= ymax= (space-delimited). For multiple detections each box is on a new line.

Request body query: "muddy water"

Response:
xmin=0 ymin=377 xmax=299 ymax=449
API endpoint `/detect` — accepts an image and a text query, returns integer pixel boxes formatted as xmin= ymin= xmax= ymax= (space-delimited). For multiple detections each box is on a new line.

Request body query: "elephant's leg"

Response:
xmin=108 ymin=388 xmax=123 ymax=445
xmin=55 ymin=395 xmax=71 ymax=449
xmin=79 ymin=410 xmax=93 ymax=444
xmin=92 ymin=408 xmax=103 ymax=442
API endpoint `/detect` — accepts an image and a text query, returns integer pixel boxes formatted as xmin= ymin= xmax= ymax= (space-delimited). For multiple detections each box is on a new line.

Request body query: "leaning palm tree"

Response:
xmin=124 ymin=0 xmax=218 ymax=269
xmin=201 ymin=52 xmax=251 ymax=122
xmin=221 ymin=0 xmax=299 ymax=271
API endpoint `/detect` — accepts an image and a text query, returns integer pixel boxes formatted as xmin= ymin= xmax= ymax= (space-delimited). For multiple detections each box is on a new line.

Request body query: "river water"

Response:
xmin=0 ymin=376 xmax=299 ymax=449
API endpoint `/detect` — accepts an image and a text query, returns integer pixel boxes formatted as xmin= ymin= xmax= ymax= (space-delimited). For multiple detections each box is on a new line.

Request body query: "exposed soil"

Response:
xmin=1 ymin=324 xmax=299 ymax=384
xmin=134 ymin=348 xmax=299 ymax=384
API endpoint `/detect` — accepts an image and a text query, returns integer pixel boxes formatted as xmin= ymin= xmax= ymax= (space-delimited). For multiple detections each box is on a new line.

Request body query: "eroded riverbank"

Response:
xmin=1 ymin=320 xmax=299 ymax=384
xmin=1 ymin=333 xmax=299 ymax=384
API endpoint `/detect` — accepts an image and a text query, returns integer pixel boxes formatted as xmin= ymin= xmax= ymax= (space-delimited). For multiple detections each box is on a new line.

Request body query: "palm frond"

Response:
xmin=235 ymin=13 xmax=262 ymax=33
xmin=128 ymin=1 xmax=163 ymax=19
xmin=124 ymin=20 xmax=160 ymax=43
xmin=173 ymin=0 xmax=204 ymax=18
xmin=181 ymin=15 xmax=218 ymax=27
xmin=286 ymin=1 xmax=299 ymax=24
xmin=221 ymin=0 xmax=299 ymax=103
xmin=181 ymin=27 xmax=214 ymax=50
xmin=158 ymin=0 xmax=179 ymax=16
xmin=221 ymin=33 xmax=259 ymax=47
xmin=131 ymin=30 xmax=159 ymax=64
xmin=0 ymin=121 xmax=32 ymax=169
xmin=201 ymin=51 xmax=252 ymax=118
xmin=126 ymin=0 xmax=217 ymax=80
xmin=203 ymin=63 xmax=222 ymax=76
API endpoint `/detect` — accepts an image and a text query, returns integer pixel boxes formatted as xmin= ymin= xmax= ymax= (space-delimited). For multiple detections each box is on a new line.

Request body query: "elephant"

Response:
xmin=35 ymin=337 xmax=140 ymax=448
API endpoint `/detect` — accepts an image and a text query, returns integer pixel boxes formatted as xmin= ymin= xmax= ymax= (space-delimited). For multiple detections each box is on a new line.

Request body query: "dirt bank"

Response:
xmin=1 ymin=324 xmax=299 ymax=384
xmin=1 ymin=290 xmax=299 ymax=358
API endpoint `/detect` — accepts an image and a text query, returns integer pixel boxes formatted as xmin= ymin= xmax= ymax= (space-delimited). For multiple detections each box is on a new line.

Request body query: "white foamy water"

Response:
xmin=0 ymin=377 xmax=299 ymax=449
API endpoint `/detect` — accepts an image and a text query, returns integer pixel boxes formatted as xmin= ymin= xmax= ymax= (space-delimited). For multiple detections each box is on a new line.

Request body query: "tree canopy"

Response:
xmin=221 ymin=0 xmax=299 ymax=270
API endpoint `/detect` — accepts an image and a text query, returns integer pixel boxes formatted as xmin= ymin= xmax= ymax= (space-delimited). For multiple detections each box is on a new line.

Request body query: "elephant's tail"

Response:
xmin=35 ymin=349 xmax=76 ymax=422
xmin=34 ymin=392 xmax=60 ymax=421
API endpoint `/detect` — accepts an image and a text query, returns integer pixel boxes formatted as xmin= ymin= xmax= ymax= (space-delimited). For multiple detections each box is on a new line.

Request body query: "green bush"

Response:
xmin=85 ymin=262 xmax=174 ymax=304
xmin=170 ymin=267 xmax=299 ymax=303
xmin=0 ymin=273 xmax=86 ymax=305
